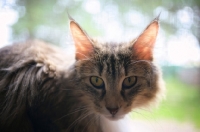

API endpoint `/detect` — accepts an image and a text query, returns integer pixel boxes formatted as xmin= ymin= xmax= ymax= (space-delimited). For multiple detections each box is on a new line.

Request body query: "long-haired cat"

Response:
xmin=0 ymin=16 xmax=165 ymax=132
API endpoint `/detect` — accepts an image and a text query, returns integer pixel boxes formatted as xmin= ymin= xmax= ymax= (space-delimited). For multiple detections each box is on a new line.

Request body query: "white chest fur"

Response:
xmin=101 ymin=115 xmax=134 ymax=132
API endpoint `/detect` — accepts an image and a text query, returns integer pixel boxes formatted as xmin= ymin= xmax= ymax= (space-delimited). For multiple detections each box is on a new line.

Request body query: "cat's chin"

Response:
xmin=104 ymin=115 xmax=125 ymax=121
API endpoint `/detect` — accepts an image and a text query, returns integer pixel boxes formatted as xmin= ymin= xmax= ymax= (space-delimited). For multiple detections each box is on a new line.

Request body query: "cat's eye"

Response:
xmin=122 ymin=76 xmax=137 ymax=89
xmin=90 ymin=76 xmax=105 ymax=89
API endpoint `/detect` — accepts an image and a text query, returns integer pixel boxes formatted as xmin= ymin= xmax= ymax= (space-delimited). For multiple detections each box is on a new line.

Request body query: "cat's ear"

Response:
xmin=70 ymin=19 xmax=93 ymax=60
xmin=132 ymin=18 xmax=159 ymax=61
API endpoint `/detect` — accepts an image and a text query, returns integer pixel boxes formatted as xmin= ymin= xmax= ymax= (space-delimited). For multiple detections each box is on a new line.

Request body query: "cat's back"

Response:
xmin=0 ymin=40 xmax=73 ymax=72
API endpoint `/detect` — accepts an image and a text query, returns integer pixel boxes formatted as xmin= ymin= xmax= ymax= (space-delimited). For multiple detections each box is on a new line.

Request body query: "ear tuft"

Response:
xmin=70 ymin=20 xmax=93 ymax=60
xmin=132 ymin=19 xmax=159 ymax=61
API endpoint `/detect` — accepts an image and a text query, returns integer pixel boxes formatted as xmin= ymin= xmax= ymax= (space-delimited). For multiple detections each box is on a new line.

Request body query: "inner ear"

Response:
xmin=70 ymin=20 xmax=94 ymax=60
xmin=132 ymin=19 xmax=159 ymax=61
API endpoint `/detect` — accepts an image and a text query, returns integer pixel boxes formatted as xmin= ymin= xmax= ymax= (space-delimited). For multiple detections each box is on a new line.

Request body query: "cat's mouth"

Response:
xmin=104 ymin=114 xmax=125 ymax=121
xmin=96 ymin=107 xmax=126 ymax=121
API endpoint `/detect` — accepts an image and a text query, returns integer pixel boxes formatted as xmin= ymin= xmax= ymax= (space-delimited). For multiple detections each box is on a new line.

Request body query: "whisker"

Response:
xmin=82 ymin=114 xmax=96 ymax=132
xmin=66 ymin=111 xmax=92 ymax=131
xmin=54 ymin=106 xmax=89 ymax=122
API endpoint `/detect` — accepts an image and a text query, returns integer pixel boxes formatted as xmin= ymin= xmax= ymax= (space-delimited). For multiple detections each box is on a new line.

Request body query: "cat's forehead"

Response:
xmin=88 ymin=42 xmax=132 ymax=78
xmin=92 ymin=40 xmax=132 ymax=55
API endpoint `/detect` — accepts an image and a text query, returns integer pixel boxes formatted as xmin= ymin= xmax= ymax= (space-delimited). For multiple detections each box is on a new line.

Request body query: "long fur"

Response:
xmin=0 ymin=19 xmax=165 ymax=132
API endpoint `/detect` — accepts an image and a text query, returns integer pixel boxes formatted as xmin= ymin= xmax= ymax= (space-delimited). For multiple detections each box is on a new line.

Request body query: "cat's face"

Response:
xmin=70 ymin=18 xmax=165 ymax=120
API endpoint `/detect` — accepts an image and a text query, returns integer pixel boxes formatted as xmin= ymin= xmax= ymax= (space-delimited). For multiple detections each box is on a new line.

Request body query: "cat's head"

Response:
xmin=70 ymin=17 xmax=165 ymax=121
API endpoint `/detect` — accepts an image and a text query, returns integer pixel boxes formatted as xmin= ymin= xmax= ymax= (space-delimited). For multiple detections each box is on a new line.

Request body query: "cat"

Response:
xmin=0 ymin=16 xmax=165 ymax=132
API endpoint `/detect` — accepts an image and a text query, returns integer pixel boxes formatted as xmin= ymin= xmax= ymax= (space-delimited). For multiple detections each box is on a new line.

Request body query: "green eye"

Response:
xmin=90 ymin=76 xmax=105 ymax=89
xmin=122 ymin=76 xmax=137 ymax=89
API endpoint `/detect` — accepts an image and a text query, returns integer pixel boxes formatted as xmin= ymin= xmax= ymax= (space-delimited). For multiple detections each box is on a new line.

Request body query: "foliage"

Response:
xmin=6 ymin=0 xmax=200 ymax=46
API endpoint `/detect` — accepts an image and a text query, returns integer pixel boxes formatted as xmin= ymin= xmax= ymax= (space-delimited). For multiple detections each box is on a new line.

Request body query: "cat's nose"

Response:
xmin=106 ymin=107 xmax=119 ymax=115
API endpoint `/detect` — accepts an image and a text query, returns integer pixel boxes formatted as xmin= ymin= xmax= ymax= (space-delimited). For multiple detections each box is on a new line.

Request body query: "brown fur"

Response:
xmin=0 ymin=18 xmax=165 ymax=132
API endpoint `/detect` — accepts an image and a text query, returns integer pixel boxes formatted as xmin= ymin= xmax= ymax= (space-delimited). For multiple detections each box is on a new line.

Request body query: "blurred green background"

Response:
xmin=0 ymin=0 xmax=200 ymax=130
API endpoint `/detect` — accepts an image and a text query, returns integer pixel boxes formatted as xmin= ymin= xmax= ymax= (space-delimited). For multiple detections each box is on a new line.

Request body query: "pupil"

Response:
xmin=96 ymin=77 xmax=98 ymax=83
xmin=128 ymin=77 xmax=131 ymax=83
